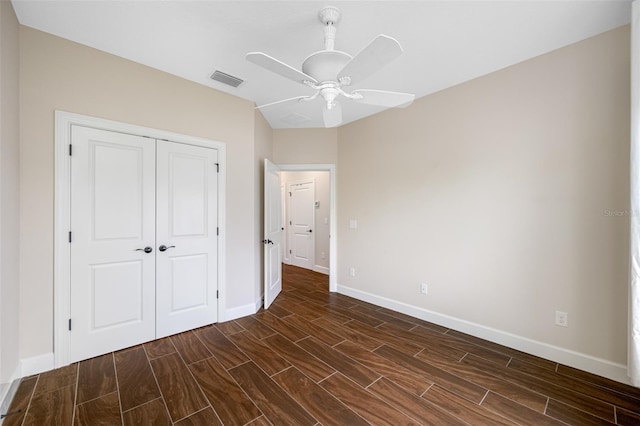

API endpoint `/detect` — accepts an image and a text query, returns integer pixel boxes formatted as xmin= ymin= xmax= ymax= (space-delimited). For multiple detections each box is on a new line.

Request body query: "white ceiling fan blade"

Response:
xmin=255 ymin=95 xmax=313 ymax=110
xmin=246 ymin=52 xmax=317 ymax=85
xmin=352 ymin=89 xmax=415 ymax=108
xmin=337 ymin=35 xmax=403 ymax=85
xmin=323 ymin=103 xmax=342 ymax=128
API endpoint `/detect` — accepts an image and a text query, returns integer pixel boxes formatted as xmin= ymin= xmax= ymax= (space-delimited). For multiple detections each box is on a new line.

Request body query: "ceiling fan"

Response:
xmin=246 ymin=6 xmax=415 ymax=128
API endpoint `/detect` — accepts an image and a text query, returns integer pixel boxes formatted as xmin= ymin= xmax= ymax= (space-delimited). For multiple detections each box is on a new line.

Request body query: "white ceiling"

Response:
xmin=12 ymin=1 xmax=632 ymax=129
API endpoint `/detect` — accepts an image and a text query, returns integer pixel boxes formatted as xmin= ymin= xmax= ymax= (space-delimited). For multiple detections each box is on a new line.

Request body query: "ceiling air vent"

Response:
xmin=210 ymin=70 xmax=243 ymax=88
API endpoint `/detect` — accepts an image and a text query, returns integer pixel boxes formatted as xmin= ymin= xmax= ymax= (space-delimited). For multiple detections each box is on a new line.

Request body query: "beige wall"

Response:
xmin=0 ymin=0 xmax=20 ymax=385
xmin=19 ymin=27 xmax=259 ymax=359
xmin=281 ymin=171 xmax=331 ymax=272
xmin=338 ymin=26 xmax=630 ymax=365
xmin=254 ymin=110 xmax=273 ymax=301
xmin=273 ymin=128 xmax=338 ymax=165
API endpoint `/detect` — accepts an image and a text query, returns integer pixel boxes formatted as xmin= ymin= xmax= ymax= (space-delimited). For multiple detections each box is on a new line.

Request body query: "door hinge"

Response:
xmin=68 ymin=144 xmax=72 ymax=156
xmin=289 ymin=249 xmax=292 ymax=254
xmin=216 ymin=290 xmax=219 ymax=299
xmin=216 ymin=227 xmax=219 ymax=236
xmin=215 ymin=163 xmax=219 ymax=173
xmin=68 ymin=319 xmax=72 ymax=331
xmin=289 ymin=220 xmax=292 ymax=225
xmin=289 ymin=192 xmax=292 ymax=197
xmin=68 ymin=231 xmax=72 ymax=243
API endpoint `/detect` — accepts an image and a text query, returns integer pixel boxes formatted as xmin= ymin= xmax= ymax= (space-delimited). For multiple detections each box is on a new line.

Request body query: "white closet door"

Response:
xmin=289 ymin=180 xmax=315 ymax=270
xmin=155 ymin=141 xmax=218 ymax=337
xmin=70 ymin=126 xmax=156 ymax=363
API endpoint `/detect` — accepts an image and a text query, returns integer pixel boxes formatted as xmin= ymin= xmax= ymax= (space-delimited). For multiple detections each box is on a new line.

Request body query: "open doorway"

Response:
xmin=281 ymin=171 xmax=330 ymax=275
xmin=263 ymin=163 xmax=336 ymax=310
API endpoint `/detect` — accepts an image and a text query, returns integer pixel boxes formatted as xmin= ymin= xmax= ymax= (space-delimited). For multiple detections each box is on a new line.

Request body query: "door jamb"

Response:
xmin=54 ymin=111 xmax=226 ymax=368
xmin=276 ymin=164 xmax=337 ymax=292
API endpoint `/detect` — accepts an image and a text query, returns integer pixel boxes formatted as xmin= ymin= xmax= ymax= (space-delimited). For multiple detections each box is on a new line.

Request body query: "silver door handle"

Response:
xmin=135 ymin=246 xmax=153 ymax=253
xmin=158 ymin=245 xmax=175 ymax=252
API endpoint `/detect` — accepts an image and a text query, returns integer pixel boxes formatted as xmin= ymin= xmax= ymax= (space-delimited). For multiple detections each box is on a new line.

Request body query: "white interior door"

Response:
xmin=156 ymin=141 xmax=218 ymax=338
xmin=70 ymin=126 xmax=156 ymax=363
xmin=264 ymin=159 xmax=282 ymax=309
xmin=288 ymin=180 xmax=315 ymax=270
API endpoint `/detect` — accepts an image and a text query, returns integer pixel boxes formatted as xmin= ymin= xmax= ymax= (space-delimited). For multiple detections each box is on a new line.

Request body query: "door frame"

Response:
xmin=277 ymin=164 xmax=337 ymax=292
xmin=53 ymin=111 xmax=226 ymax=368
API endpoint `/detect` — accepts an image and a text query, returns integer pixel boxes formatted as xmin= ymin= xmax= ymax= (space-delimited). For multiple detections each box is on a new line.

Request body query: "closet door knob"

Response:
xmin=158 ymin=245 xmax=175 ymax=252
xmin=135 ymin=246 xmax=153 ymax=253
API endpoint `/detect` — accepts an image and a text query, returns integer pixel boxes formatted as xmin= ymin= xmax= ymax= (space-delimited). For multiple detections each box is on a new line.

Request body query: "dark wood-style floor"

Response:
xmin=4 ymin=265 xmax=640 ymax=425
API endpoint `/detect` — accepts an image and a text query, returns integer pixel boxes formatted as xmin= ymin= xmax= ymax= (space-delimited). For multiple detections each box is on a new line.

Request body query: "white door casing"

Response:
xmin=69 ymin=126 xmax=156 ymax=363
xmin=288 ymin=180 xmax=315 ymax=270
xmin=264 ymin=159 xmax=282 ymax=309
xmin=155 ymin=141 xmax=218 ymax=338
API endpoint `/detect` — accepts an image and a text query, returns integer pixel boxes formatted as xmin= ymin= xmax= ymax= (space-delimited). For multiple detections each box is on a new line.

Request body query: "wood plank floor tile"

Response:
xmin=214 ymin=320 xmax=244 ymax=336
xmin=22 ymin=385 xmax=74 ymax=426
xmin=170 ymin=331 xmax=212 ymax=365
xmin=508 ymin=357 xmax=640 ymax=413
xmin=557 ymin=364 xmax=640 ymax=400
xmin=188 ymin=357 xmax=261 ymax=425
xmin=114 ymin=346 xmax=161 ymax=412
xmin=342 ymin=320 xmax=423 ymax=355
xmin=76 ymin=353 xmax=117 ymax=404
xmin=150 ymin=352 xmax=208 ymax=422
xmin=227 ymin=330 xmax=291 ymax=376
xmin=335 ymin=340 xmax=432 ymax=395
xmin=319 ymin=372 xmax=418 ymax=425
xmin=374 ymin=344 xmax=488 ymax=403
xmin=617 ymin=406 xmax=640 ymax=425
xmin=296 ymin=336 xmax=380 ymax=387
xmin=272 ymin=367 xmax=369 ymax=425
xmin=387 ymin=323 xmax=511 ymax=365
xmin=282 ymin=314 xmax=345 ymax=346
xmin=327 ymin=305 xmax=385 ymax=327
xmin=312 ymin=317 xmax=384 ymax=350
xmin=174 ymin=407 xmax=222 ymax=426
xmin=263 ymin=303 xmax=294 ymax=318
xmin=122 ymin=398 xmax=171 ymax=426
xmin=228 ymin=362 xmax=317 ymax=426
xmin=196 ymin=325 xmax=248 ymax=369
xmin=245 ymin=416 xmax=272 ymax=426
xmin=423 ymin=384 xmax=517 ymax=425
xmin=448 ymin=329 xmax=558 ymax=370
xmin=254 ymin=311 xmax=309 ymax=342
xmin=415 ymin=348 xmax=548 ymax=412
xmin=263 ymin=333 xmax=335 ymax=382
xmin=234 ymin=316 xmax=278 ymax=339
xmin=75 ymin=391 xmax=121 ymax=426
xmin=2 ymin=376 xmax=37 ymax=426
xmin=144 ymin=337 xmax=176 ymax=359
xmin=32 ymin=363 xmax=76 ymax=397
xmin=376 ymin=306 xmax=450 ymax=333
xmin=545 ymin=398 xmax=616 ymax=425
xmin=463 ymin=353 xmax=616 ymax=422
xmin=368 ymin=377 xmax=469 ymax=425
xmin=481 ymin=391 xmax=565 ymax=425
xmin=351 ymin=304 xmax=417 ymax=330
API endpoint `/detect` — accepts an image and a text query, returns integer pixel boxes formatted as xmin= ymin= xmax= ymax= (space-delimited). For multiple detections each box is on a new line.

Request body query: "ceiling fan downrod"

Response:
xmin=319 ymin=6 xmax=341 ymax=51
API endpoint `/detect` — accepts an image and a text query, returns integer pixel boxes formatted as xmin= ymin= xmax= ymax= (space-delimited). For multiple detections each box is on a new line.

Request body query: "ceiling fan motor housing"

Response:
xmin=302 ymin=50 xmax=352 ymax=83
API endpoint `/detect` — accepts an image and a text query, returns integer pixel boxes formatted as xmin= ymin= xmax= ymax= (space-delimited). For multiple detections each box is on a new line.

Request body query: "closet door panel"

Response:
xmin=69 ymin=126 xmax=156 ymax=363
xmin=156 ymin=141 xmax=218 ymax=337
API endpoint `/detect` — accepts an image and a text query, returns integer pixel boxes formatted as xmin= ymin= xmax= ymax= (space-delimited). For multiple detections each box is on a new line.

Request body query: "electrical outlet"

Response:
xmin=555 ymin=311 xmax=568 ymax=327
xmin=349 ymin=267 xmax=356 ymax=277
xmin=420 ymin=283 xmax=428 ymax=295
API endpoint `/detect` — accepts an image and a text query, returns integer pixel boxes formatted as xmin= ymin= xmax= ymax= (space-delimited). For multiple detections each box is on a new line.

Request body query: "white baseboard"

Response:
xmin=220 ymin=301 xmax=260 ymax=322
xmin=337 ymin=284 xmax=631 ymax=385
xmin=0 ymin=366 xmax=21 ymax=419
xmin=313 ymin=265 xmax=329 ymax=275
xmin=20 ymin=353 xmax=54 ymax=377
